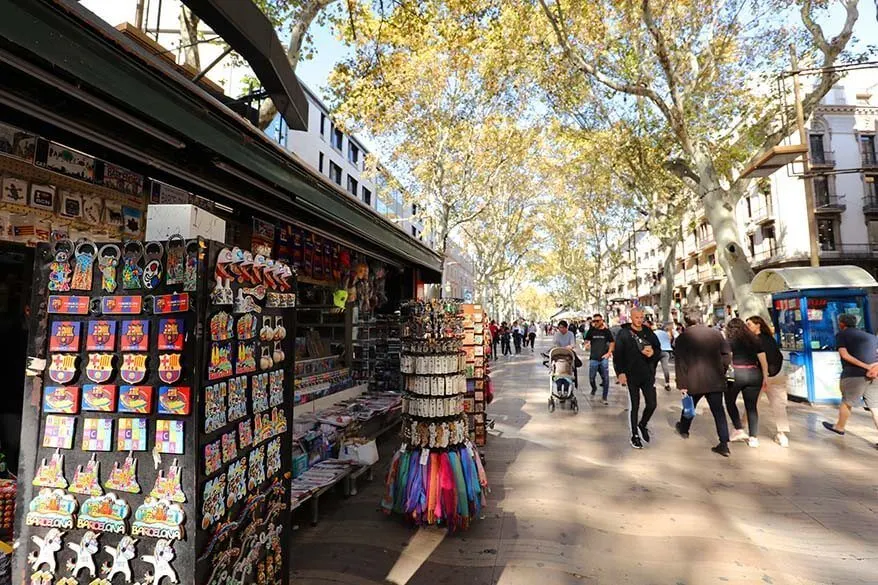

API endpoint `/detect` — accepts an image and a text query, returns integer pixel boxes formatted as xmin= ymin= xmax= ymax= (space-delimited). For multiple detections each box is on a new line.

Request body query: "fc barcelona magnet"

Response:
xmin=121 ymin=354 xmax=148 ymax=384
xmin=49 ymin=354 xmax=79 ymax=384
xmin=120 ymin=320 xmax=149 ymax=351
xmin=49 ymin=321 xmax=81 ymax=352
xmin=86 ymin=353 xmax=115 ymax=383
xmin=86 ymin=320 xmax=117 ymax=351
xmin=158 ymin=353 xmax=182 ymax=384
xmin=158 ymin=318 xmax=184 ymax=351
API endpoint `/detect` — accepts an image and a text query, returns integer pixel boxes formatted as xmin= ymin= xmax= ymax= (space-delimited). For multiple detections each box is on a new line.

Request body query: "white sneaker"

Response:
xmin=748 ymin=437 xmax=760 ymax=448
xmin=775 ymin=433 xmax=789 ymax=448
xmin=730 ymin=429 xmax=749 ymax=442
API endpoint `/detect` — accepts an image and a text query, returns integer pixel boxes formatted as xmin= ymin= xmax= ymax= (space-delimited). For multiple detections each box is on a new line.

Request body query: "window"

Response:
xmin=318 ymin=152 xmax=324 ymax=174
xmin=867 ymin=175 xmax=878 ymax=201
xmin=762 ymin=225 xmax=777 ymax=256
xmin=349 ymin=143 xmax=360 ymax=167
xmin=817 ymin=218 xmax=838 ymax=251
xmin=809 ymin=133 xmax=827 ymax=163
xmin=869 ymin=220 xmax=878 ymax=251
xmin=319 ymin=113 xmax=326 ymax=138
xmin=813 ymin=176 xmax=831 ymax=206
xmin=331 ymin=127 xmax=343 ymax=151
xmin=861 ymin=134 xmax=876 ymax=165
xmin=748 ymin=234 xmax=756 ymax=257
xmin=411 ymin=226 xmax=418 ymax=237
xmin=347 ymin=175 xmax=358 ymax=196
xmin=412 ymin=203 xmax=418 ymax=216
xmin=362 ymin=187 xmax=372 ymax=206
xmin=329 ymin=161 xmax=342 ymax=185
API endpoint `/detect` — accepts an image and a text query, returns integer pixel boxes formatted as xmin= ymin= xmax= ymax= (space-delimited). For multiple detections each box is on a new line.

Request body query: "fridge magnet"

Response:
xmin=157 ymin=355 xmax=182 ymax=384
xmin=204 ymin=440 xmax=222 ymax=476
xmin=221 ymin=430 xmax=237 ymax=463
xmin=47 ymin=295 xmax=90 ymax=315
xmin=151 ymin=459 xmax=186 ymax=503
xmin=29 ymin=570 xmax=53 ymax=585
xmin=155 ymin=419 xmax=184 ymax=454
xmin=227 ymin=376 xmax=248 ymax=421
xmin=157 ymin=386 xmax=190 ymax=415
xmin=253 ymin=414 xmax=268 ymax=445
xmin=48 ymin=354 xmax=78 ymax=384
xmin=233 ymin=290 xmax=260 ymax=314
xmin=102 ymin=296 xmax=143 ymax=315
xmin=116 ymin=418 xmax=148 ymax=452
xmin=120 ymin=319 xmax=148 ymax=350
xmin=121 ymin=240 xmax=144 ymax=290
xmin=81 ymin=385 xmax=117 ymax=412
xmin=204 ymin=383 xmax=227 ymax=433
xmin=142 ymin=241 xmax=164 ymax=289
xmin=165 ymin=235 xmax=185 ymax=286
xmin=212 ymin=248 xmax=234 ymax=306
xmin=98 ymin=244 xmax=120 ymax=293
xmin=103 ymin=535 xmax=137 ymax=581
xmin=266 ymin=438 xmax=281 ymax=478
xmin=29 ymin=183 xmax=56 ymax=212
xmin=248 ymin=445 xmax=265 ymax=490
xmin=201 ymin=474 xmax=226 ymax=530
xmin=42 ymin=415 xmax=75 ymax=449
xmin=251 ymin=373 xmax=269 ymax=413
xmin=105 ymin=454 xmax=141 ymax=493
xmin=69 ymin=454 xmax=103 ymax=496
xmin=66 ymin=530 xmax=100 ymax=578
xmin=42 ymin=386 xmax=79 ymax=414
xmin=210 ymin=312 xmax=234 ymax=341
xmin=86 ymin=320 xmax=116 ymax=351
xmin=83 ymin=194 xmax=103 ymax=224
xmin=47 ymin=239 xmax=73 ymax=292
xmin=26 ymin=489 xmax=76 ymax=529
xmin=208 ymin=342 xmax=233 ymax=381
xmin=236 ymin=313 xmax=257 ymax=340
xmin=122 ymin=206 xmax=143 ymax=237
xmin=259 ymin=346 xmax=273 ymax=371
xmin=81 ymin=418 xmax=113 ymax=451
xmin=28 ymin=527 xmax=64 ymax=572
xmin=0 ymin=176 xmax=27 ymax=204
xmin=235 ymin=341 xmax=256 ymax=375
xmin=157 ymin=318 xmax=184 ymax=350
xmin=269 ymin=370 xmax=284 ymax=408
xmin=242 ymin=284 xmax=266 ymax=300
xmin=119 ymin=386 xmax=151 ymax=414
xmin=226 ymin=457 xmax=247 ymax=507
xmin=32 ymin=450 xmax=68 ymax=488
xmin=152 ymin=292 xmax=190 ymax=314
xmin=273 ymin=316 xmax=287 ymax=340
xmin=120 ymin=354 xmax=148 ymax=384
xmin=78 ymin=493 xmax=130 ymax=534
xmin=237 ymin=419 xmax=253 ymax=449
xmin=141 ymin=539 xmax=179 ymax=585
xmin=271 ymin=407 xmax=287 ymax=436
xmin=71 ymin=239 xmax=97 ymax=290
xmin=86 ymin=354 xmax=115 ymax=383
xmin=258 ymin=316 xmax=274 ymax=342
xmin=49 ymin=321 xmax=81 ymax=352
xmin=184 ymin=239 xmax=199 ymax=292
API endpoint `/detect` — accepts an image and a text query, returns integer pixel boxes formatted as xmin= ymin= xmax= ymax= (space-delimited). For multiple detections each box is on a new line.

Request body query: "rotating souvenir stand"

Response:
xmin=381 ymin=300 xmax=488 ymax=532
xmin=13 ymin=239 xmax=296 ymax=585
xmin=461 ymin=305 xmax=488 ymax=447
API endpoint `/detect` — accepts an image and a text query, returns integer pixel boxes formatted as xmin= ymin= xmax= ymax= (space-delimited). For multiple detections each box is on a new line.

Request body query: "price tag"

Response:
xmin=419 ymin=449 xmax=429 ymax=466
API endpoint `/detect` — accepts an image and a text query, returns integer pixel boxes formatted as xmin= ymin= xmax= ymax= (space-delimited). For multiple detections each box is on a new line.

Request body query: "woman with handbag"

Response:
xmin=724 ymin=318 xmax=770 ymax=447
xmin=746 ymin=315 xmax=790 ymax=447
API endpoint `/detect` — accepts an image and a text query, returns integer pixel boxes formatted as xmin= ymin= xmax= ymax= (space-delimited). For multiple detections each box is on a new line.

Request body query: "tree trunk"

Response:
xmin=659 ymin=238 xmax=676 ymax=323
xmin=179 ymin=7 xmax=201 ymax=70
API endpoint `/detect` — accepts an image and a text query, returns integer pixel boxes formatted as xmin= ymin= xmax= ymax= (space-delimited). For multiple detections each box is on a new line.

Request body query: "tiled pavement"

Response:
xmin=290 ymin=337 xmax=878 ymax=585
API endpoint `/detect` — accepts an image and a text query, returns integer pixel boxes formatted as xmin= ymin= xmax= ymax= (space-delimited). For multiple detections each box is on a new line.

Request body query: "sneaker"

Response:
xmin=748 ymin=437 xmax=760 ymax=448
xmin=601 ymin=398 xmax=609 ymax=405
xmin=590 ymin=389 xmax=596 ymax=396
xmin=822 ymin=421 xmax=845 ymax=435
xmin=675 ymin=421 xmax=689 ymax=439
xmin=775 ymin=433 xmax=789 ymax=448
xmin=630 ymin=435 xmax=644 ymax=449
xmin=638 ymin=424 xmax=651 ymax=443
xmin=730 ymin=429 xmax=749 ymax=442
xmin=711 ymin=442 xmax=731 ymax=457
xmin=665 ymin=385 xmax=671 ymax=392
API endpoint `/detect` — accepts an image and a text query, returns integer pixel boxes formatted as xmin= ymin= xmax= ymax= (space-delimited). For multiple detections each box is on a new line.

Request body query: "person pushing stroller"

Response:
xmin=547 ymin=320 xmax=582 ymax=411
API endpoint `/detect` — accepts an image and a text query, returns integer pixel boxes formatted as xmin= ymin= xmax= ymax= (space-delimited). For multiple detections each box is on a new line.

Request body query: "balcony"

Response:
xmin=863 ymin=152 xmax=878 ymax=169
xmin=813 ymin=193 xmax=846 ymax=214
xmin=864 ymin=194 xmax=878 ymax=215
xmin=749 ymin=200 xmax=774 ymax=225
xmin=819 ymin=243 xmax=878 ymax=259
xmin=810 ymin=150 xmax=835 ymax=168
xmin=697 ymin=233 xmax=716 ymax=250
xmin=750 ymin=246 xmax=786 ymax=267
xmin=686 ymin=268 xmax=699 ymax=284
xmin=697 ymin=264 xmax=724 ymax=282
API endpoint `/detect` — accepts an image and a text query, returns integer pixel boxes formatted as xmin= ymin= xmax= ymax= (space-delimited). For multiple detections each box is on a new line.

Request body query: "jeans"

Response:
xmin=555 ymin=378 xmax=571 ymax=396
xmin=628 ymin=379 xmax=657 ymax=436
xmin=589 ymin=358 xmax=610 ymax=399
xmin=657 ymin=351 xmax=671 ymax=385
xmin=725 ymin=369 xmax=762 ymax=437
xmin=678 ymin=392 xmax=730 ymax=443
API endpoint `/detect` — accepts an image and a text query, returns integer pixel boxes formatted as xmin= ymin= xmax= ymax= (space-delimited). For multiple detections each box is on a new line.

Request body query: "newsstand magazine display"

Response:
xmin=13 ymin=238 xmax=295 ymax=585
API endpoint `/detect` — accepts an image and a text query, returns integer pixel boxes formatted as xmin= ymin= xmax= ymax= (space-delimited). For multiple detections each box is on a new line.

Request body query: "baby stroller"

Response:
xmin=543 ymin=347 xmax=579 ymax=413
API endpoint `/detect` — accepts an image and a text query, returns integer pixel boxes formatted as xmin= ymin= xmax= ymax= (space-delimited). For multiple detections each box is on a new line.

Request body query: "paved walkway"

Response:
xmin=290 ymin=336 xmax=878 ymax=585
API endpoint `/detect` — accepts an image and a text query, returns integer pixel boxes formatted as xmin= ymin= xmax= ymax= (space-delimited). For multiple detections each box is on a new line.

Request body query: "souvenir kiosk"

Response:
xmin=751 ymin=265 xmax=878 ymax=404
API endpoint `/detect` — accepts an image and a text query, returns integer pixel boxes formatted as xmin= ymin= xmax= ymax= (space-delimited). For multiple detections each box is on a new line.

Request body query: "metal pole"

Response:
xmin=790 ymin=44 xmax=821 ymax=268
xmin=134 ymin=0 xmax=145 ymax=29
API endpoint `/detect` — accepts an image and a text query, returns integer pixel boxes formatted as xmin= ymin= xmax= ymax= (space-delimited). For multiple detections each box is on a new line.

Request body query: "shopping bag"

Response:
xmin=340 ymin=439 xmax=379 ymax=466
xmin=681 ymin=395 xmax=696 ymax=419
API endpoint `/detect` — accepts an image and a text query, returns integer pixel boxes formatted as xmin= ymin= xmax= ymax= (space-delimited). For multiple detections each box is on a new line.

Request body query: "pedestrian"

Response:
xmin=501 ymin=322 xmax=512 ymax=356
xmin=746 ymin=315 xmax=789 ymax=447
xmin=823 ymin=313 xmax=878 ymax=445
xmin=584 ymin=313 xmax=614 ymax=405
xmin=489 ymin=320 xmax=500 ymax=361
xmin=674 ymin=308 xmax=733 ymax=457
xmin=654 ymin=322 xmax=674 ymax=391
xmin=613 ymin=308 xmax=661 ymax=449
xmin=512 ymin=320 xmax=523 ymax=354
xmin=724 ymin=318 xmax=769 ymax=447
xmin=527 ymin=322 xmax=537 ymax=351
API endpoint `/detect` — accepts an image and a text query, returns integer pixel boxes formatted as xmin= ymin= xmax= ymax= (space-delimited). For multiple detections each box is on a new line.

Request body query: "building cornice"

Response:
xmin=814 ymin=104 xmax=878 ymax=116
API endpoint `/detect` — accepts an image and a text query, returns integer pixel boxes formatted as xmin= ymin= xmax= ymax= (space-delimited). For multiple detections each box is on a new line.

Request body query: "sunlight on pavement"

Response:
xmin=385 ymin=527 xmax=447 ymax=585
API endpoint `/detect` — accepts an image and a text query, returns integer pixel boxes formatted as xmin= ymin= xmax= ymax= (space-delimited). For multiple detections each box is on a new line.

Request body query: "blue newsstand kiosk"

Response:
xmin=751 ymin=265 xmax=878 ymax=404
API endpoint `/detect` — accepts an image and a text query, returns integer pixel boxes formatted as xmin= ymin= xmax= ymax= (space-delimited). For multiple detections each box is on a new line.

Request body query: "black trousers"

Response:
xmin=678 ymin=392 xmax=730 ymax=443
xmin=725 ymin=379 xmax=761 ymax=437
xmin=628 ymin=379 xmax=657 ymax=435
xmin=492 ymin=339 xmax=499 ymax=360
xmin=501 ymin=339 xmax=511 ymax=355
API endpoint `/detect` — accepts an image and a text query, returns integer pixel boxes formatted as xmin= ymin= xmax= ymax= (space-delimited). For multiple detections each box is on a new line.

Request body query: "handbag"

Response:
xmin=681 ymin=394 xmax=696 ymax=419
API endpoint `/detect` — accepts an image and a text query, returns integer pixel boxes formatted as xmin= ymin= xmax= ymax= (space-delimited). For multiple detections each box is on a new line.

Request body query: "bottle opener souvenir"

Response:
xmin=242 ymin=284 xmax=266 ymax=300
xmin=120 ymin=320 xmax=149 ymax=351
xmin=100 ymin=295 xmax=143 ymax=315
xmin=212 ymin=248 xmax=234 ymax=305
xmin=81 ymin=418 xmax=113 ymax=451
xmin=98 ymin=244 xmax=121 ymax=293
xmin=67 ymin=530 xmax=100 ymax=578
xmin=121 ymin=240 xmax=144 ymax=290
xmin=82 ymin=385 xmax=117 ymax=412
xmin=152 ymin=293 xmax=190 ymax=314
xmin=33 ymin=450 xmax=68 ymax=488
xmin=184 ymin=239 xmax=200 ymax=292
xmin=116 ymin=418 xmax=148 ymax=452
xmin=71 ymin=239 xmax=97 ymax=290
xmin=49 ymin=321 xmax=81 ymax=352
xmin=204 ymin=440 xmax=222 ymax=476
xmin=42 ymin=386 xmax=80 ymax=414
xmin=155 ymin=420 xmax=184 ymax=454
xmin=233 ymin=289 xmax=260 ymax=314
xmin=69 ymin=454 xmax=103 ymax=496
xmin=208 ymin=342 xmax=233 ymax=381
xmin=104 ymin=535 xmax=138 ymax=582
xmin=121 ymin=354 xmax=148 ymax=383
xmin=226 ymin=457 xmax=247 ymax=507
xmin=86 ymin=320 xmax=116 ymax=351
xmin=47 ymin=239 xmax=73 ymax=292
xmin=42 ymin=416 xmax=75 ymax=449
xmin=165 ymin=235 xmax=186 ymax=286
xmin=158 ymin=354 xmax=182 ymax=384
xmin=210 ymin=312 xmax=234 ymax=341
xmin=26 ymin=488 xmax=76 ymax=530
xmin=48 ymin=295 xmax=90 ymax=315
xmin=201 ymin=474 xmax=226 ymax=530
xmin=235 ymin=342 xmax=256 ymax=375
xmin=49 ymin=354 xmax=78 ymax=384
xmin=158 ymin=318 xmax=184 ymax=350
xmin=221 ymin=431 xmax=237 ymax=463
xmin=105 ymin=453 xmax=141 ymax=493
xmin=204 ymin=383 xmax=227 ymax=433
xmin=86 ymin=354 xmax=115 ymax=383
xmin=236 ymin=313 xmax=257 ymax=340
xmin=28 ymin=527 xmax=65 ymax=572
xmin=118 ymin=386 xmax=152 ymax=414
xmin=78 ymin=493 xmax=130 ymax=534
xmin=158 ymin=386 xmax=190 ymax=415
xmin=142 ymin=539 xmax=179 ymax=585
xmin=151 ymin=459 xmax=186 ymax=503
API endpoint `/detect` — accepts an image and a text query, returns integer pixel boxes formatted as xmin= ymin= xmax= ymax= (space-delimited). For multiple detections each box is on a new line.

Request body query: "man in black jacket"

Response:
xmin=613 ymin=308 xmax=662 ymax=449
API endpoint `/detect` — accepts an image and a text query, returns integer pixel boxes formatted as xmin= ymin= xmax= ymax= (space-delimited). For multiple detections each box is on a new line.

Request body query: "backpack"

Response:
xmin=764 ymin=335 xmax=784 ymax=377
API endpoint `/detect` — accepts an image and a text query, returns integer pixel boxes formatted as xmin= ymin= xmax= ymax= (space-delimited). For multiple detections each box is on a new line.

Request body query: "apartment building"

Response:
xmin=603 ymin=70 xmax=878 ymax=322
xmin=441 ymin=242 xmax=475 ymax=301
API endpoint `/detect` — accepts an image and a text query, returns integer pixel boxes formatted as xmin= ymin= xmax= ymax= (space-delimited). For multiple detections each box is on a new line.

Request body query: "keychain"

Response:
xmin=165 ymin=235 xmax=186 ymax=286
xmin=97 ymin=244 xmax=121 ymax=293
xmin=70 ymin=239 xmax=97 ymax=291
xmin=143 ymin=241 xmax=164 ymax=290
xmin=212 ymin=248 xmax=234 ymax=305
xmin=47 ymin=239 xmax=74 ymax=292
xmin=184 ymin=239 xmax=200 ymax=292
xmin=121 ymin=240 xmax=144 ymax=290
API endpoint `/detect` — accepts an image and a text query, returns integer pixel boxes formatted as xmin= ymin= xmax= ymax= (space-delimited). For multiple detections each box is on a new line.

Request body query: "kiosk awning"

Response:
xmin=751 ymin=266 xmax=878 ymax=294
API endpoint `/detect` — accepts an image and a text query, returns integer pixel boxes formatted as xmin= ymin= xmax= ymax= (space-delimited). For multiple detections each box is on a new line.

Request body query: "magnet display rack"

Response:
xmin=461 ymin=305 xmax=488 ymax=447
xmin=13 ymin=239 xmax=295 ymax=585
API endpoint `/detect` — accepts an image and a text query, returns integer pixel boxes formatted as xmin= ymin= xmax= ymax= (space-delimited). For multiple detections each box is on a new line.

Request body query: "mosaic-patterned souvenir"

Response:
xmin=78 ymin=493 xmax=130 ymax=534
xmin=105 ymin=454 xmax=141 ymax=493
xmin=86 ymin=320 xmax=116 ymax=351
xmin=151 ymin=458 xmax=186 ymax=503
xmin=165 ymin=235 xmax=186 ymax=286
xmin=157 ymin=318 xmax=184 ymax=350
xmin=104 ymin=535 xmax=137 ymax=581
xmin=47 ymin=239 xmax=73 ymax=292
xmin=210 ymin=312 xmax=233 ymax=341
xmin=48 ymin=354 xmax=78 ymax=384
xmin=42 ymin=415 xmax=75 ymax=449
xmin=226 ymin=457 xmax=247 ymax=507
xmin=221 ymin=430 xmax=237 ymax=463
xmin=184 ymin=239 xmax=199 ymax=292
xmin=248 ymin=445 xmax=266 ymax=490
xmin=32 ymin=450 xmax=68 ymax=488
xmin=121 ymin=240 xmax=144 ymax=290
xmin=116 ymin=418 xmax=148 ymax=451
xmin=71 ymin=239 xmax=97 ymax=290
xmin=42 ymin=386 xmax=79 ymax=414
xmin=81 ymin=418 xmax=113 ymax=451
xmin=118 ymin=386 xmax=152 ymax=414
xmin=251 ymin=373 xmax=269 ymax=413
xmin=271 ymin=406 xmax=287 ymax=437
xmin=120 ymin=320 xmax=149 ymax=351
xmin=208 ymin=342 xmax=233 ymax=381
xmin=253 ymin=412 xmax=270 ymax=445
xmin=204 ymin=382 xmax=227 ymax=433
xmin=236 ymin=313 xmax=257 ymax=340
xmin=66 ymin=530 xmax=100 ymax=578
xmin=155 ymin=419 xmax=184 ymax=454
xmin=82 ymin=385 xmax=117 ymax=412
xmin=141 ymin=539 xmax=179 ymax=585
xmin=235 ymin=341 xmax=256 ymax=374
xmin=269 ymin=369 xmax=284 ymax=408
xmin=158 ymin=386 xmax=190 ymax=415
xmin=142 ymin=241 xmax=164 ymax=289
xmin=158 ymin=354 xmax=182 ymax=384
xmin=227 ymin=376 xmax=248 ymax=421
xmin=266 ymin=437 xmax=282 ymax=478
xmin=238 ymin=419 xmax=253 ymax=449
xmin=86 ymin=353 xmax=115 ymax=383
xmin=98 ymin=244 xmax=121 ymax=293
xmin=201 ymin=474 xmax=226 ymax=530
xmin=204 ymin=440 xmax=222 ymax=476
xmin=28 ymin=527 xmax=64 ymax=572
xmin=69 ymin=454 xmax=103 ymax=496
xmin=49 ymin=321 xmax=81 ymax=352
xmin=120 ymin=354 xmax=148 ymax=384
